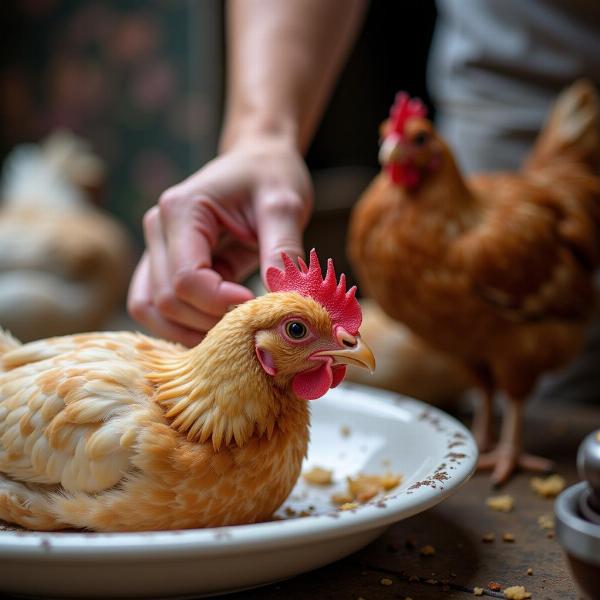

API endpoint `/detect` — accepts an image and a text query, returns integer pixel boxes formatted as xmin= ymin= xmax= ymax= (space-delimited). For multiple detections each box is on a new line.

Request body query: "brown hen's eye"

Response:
xmin=413 ymin=131 xmax=429 ymax=146
xmin=286 ymin=321 xmax=307 ymax=340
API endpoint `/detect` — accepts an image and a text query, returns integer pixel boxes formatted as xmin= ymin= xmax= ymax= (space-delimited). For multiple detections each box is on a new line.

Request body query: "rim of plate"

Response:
xmin=0 ymin=384 xmax=478 ymax=561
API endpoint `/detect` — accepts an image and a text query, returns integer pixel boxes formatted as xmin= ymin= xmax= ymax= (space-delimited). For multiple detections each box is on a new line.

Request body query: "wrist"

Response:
xmin=219 ymin=112 xmax=300 ymax=154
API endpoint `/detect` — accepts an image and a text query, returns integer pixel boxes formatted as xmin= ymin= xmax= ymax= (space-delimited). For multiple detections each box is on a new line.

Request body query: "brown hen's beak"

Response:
xmin=315 ymin=335 xmax=376 ymax=373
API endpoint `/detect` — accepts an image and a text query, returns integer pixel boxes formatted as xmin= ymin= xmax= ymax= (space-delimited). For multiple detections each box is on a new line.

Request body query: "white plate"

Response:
xmin=0 ymin=383 xmax=477 ymax=599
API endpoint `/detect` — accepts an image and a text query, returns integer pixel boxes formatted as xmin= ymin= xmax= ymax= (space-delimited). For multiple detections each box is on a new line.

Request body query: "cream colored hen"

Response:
xmin=0 ymin=132 xmax=132 ymax=341
xmin=0 ymin=251 xmax=374 ymax=531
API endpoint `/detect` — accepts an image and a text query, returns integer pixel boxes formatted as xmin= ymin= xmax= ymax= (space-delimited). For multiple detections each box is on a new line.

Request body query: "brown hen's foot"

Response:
xmin=478 ymin=446 xmax=554 ymax=486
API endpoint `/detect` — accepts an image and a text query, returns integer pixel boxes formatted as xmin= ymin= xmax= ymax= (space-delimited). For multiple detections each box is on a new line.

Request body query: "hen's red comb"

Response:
xmin=389 ymin=92 xmax=428 ymax=136
xmin=266 ymin=249 xmax=362 ymax=335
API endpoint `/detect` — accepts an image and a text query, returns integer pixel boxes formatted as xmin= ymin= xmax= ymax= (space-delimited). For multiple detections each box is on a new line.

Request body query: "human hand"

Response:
xmin=128 ymin=136 xmax=313 ymax=346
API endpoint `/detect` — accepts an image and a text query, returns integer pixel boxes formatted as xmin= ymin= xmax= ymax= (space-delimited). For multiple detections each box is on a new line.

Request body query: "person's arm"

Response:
xmin=222 ymin=0 xmax=368 ymax=153
xmin=128 ymin=0 xmax=367 ymax=345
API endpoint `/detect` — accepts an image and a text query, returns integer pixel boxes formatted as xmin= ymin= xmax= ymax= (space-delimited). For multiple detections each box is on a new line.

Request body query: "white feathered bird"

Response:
xmin=0 ymin=132 xmax=133 ymax=341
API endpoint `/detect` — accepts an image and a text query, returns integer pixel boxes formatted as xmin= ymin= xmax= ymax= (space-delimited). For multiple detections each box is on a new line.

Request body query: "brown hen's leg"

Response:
xmin=472 ymin=387 xmax=494 ymax=452
xmin=478 ymin=397 xmax=554 ymax=486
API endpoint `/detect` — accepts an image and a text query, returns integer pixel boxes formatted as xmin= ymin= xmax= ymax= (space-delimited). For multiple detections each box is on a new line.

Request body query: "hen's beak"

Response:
xmin=379 ymin=134 xmax=406 ymax=166
xmin=314 ymin=334 xmax=376 ymax=373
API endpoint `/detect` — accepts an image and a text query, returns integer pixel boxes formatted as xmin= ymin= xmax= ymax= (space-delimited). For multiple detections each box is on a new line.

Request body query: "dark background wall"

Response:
xmin=0 ymin=0 xmax=437 ymax=268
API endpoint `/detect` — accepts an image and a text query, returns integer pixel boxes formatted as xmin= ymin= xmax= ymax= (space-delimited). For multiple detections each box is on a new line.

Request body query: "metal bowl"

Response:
xmin=555 ymin=482 xmax=600 ymax=600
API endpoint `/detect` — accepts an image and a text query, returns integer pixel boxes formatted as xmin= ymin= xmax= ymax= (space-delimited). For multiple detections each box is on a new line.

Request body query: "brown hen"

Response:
xmin=349 ymin=80 xmax=600 ymax=484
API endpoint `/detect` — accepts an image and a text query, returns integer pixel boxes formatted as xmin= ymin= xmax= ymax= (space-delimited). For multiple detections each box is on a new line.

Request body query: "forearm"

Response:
xmin=220 ymin=0 xmax=367 ymax=153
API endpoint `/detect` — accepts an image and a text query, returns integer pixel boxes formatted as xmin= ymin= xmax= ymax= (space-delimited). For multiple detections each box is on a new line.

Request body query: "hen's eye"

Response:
xmin=413 ymin=131 xmax=429 ymax=146
xmin=286 ymin=321 xmax=307 ymax=340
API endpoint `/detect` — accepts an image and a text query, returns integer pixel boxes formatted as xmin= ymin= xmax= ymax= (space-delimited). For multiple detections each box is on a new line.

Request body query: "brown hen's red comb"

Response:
xmin=389 ymin=92 xmax=428 ymax=136
xmin=266 ymin=249 xmax=362 ymax=335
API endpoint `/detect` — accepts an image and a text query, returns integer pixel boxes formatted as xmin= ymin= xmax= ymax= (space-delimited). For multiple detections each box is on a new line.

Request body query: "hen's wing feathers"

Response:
xmin=0 ymin=333 xmax=164 ymax=493
xmin=453 ymin=176 xmax=599 ymax=322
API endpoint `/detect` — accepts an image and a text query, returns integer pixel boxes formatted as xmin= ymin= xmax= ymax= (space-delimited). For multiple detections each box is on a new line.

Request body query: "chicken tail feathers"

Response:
xmin=0 ymin=327 xmax=21 ymax=354
xmin=526 ymin=79 xmax=600 ymax=172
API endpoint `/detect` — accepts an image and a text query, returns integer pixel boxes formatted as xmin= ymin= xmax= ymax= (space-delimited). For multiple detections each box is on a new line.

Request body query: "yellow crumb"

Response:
xmin=486 ymin=494 xmax=514 ymax=512
xmin=303 ymin=466 xmax=333 ymax=486
xmin=526 ymin=568 xmax=533 ymax=576
xmin=332 ymin=472 xmax=403 ymax=505
xmin=380 ymin=472 xmax=402 ymax=490
xmin=380 ymin=578 xmax=393 ymax=586
xmin=340 ymin=425 xmax=351 ymax=437
xmin=502 ymin=532 xmax=515 ymax=543
xmin=348 ymin=475 xmax=380 ymax=502
xmin=339 ymin=502 xmax=359 ymax=511
xmin=330 ymin=492 xmax=354 ymax=505
xmin=419 ymin=544 xmax=436 ymax=556
xmin=473 ymin=588 xmax=484 ymax=596
xmin=530 ymin=474 xmax=565 ymax=498
xmin=537 ymin=514 xmax=554 ymax=530
xmin=503 ymin=585 xmax=532 ymax=599
xmin=482 ymin=532 xmax=495 ymax=543
xmin=349 ymin=473 xmax=402 ymax=501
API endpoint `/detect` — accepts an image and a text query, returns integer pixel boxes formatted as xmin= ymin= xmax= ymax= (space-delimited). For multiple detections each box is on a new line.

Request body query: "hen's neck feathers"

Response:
xmin=147 ymin=302 xmax=309 ymax=451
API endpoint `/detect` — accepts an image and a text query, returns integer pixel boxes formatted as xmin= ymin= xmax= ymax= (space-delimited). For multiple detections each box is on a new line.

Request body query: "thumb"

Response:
xmin=255 ymin=189 xmax=308 ymax=290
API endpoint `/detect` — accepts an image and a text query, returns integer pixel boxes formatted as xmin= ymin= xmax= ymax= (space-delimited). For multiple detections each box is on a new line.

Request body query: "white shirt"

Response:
xmin=428 ymin=0 xmax=600 ymax=173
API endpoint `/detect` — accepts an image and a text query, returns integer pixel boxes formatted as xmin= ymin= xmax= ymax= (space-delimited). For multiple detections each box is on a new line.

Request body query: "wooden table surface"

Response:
xmin=230 ymin=394 xmax=599 ymax=600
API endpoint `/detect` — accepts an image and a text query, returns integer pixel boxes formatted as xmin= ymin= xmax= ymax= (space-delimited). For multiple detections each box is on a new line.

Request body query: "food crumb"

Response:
xmin=488 ymin=582 xmax=502 ymax=591
xmin=380 ymin=473 xmax=402 ymax=490
xmin=537 ymin=514 xmax=554 ymax=530
xmin=331 ymin=472 xmax=403 ymax=505
xmin=380 ymin=578 xmax=393 ymax=586
xmin=473 ymin=587 xmax=484 ymax=596
xmin=530 ymin=474 xmax=565 ymax=498
xmin=331 ymin=492 xmax=354 ymax=505
xmin=486 ymin=494 xmax=514 ymax=512
xmin=303 ymin=466 xmax=333 ymax=486
xmin=482 ymin=532 xmax=495 ymax=543
xmin=339 ymin=502 xmax=359 ymax=511
xmin=419 ymin=544 xmax=436 ymax=556
xmin=502 ymin=532 xmax=515 ymax=543
xmin=340 ymin=425 xmax=351 ymax=438
xmin=526 ymin=568 xmax=533 ymax=576
xmin=503 ymin=585 xmax=532 ymax=599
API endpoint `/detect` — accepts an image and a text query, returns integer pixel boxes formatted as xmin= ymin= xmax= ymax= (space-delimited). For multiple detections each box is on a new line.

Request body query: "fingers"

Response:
xmin=255 ymin=189 xmax=309 ymax=288
xmin=212 ymin=237 xmax=259 ymax=283
xmin=144 ymin=206 xmax=223 ymax=330
xmin=158 ymin=190 xmax=255 ymax=316
xmin=128 ymin=254 xmax=206 ymax=347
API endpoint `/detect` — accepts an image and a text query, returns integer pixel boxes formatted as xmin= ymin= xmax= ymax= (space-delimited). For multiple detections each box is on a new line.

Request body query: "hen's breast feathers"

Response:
xmin=0 ymin=332 xmax=178 ymax=494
